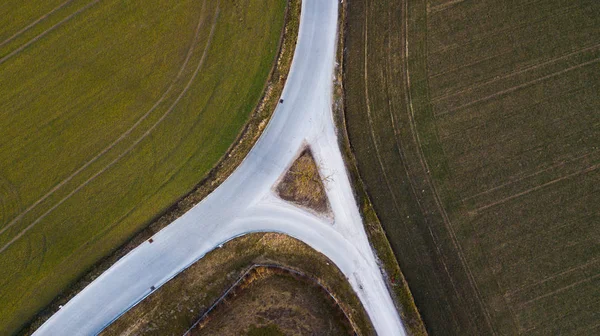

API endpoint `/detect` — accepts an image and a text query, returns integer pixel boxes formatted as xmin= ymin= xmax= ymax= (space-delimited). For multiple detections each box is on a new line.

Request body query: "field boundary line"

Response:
xmin=475 ymin=163 xmax=600 ymax=213
xmin=0 ymin=0 xmax=75 ymax=48
xmin=431 ymin=43 xmax=600 ymax=103
xmin=402 ymin=0 xmax=497 ymax=332
xmin=436 ymin=57 xmax=600 ymax=117
xmin=463 ymin=149 xmax=600 ymax=202
xmin=0 ymin=5 xmax=221 ymax=255
xmin=0 ymin=0 xmax=101 ymax=65
xmin=0 ymin=0 xmax=210 ymax=237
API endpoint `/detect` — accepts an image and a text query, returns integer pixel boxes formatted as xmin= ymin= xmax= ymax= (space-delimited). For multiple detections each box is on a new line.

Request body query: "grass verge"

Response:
xmin=100 ymin=233 xmax=372 ymax=335
xmin=187 ymin=266 xmax=354 ymax=335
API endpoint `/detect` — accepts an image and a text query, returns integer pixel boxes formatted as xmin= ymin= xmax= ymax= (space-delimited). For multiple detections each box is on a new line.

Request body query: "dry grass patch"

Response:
xmin=100 ymin=233 xmax=374 ymax=336
xmin=187 ymin=266 xmax=354 ymax=336
xmin=276 ymin=148 xmax=331 ymax=215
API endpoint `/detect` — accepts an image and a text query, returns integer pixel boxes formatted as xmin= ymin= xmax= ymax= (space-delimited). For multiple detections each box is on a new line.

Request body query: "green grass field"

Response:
xmin=344 ymin=0 xmax=599 ymax=334
xmin=0 ymin=0 xmax=286 ymax=334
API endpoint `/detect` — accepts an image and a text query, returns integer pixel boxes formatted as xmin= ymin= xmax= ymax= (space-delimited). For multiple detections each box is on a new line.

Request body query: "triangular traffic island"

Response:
xmin=275 ymin=147 xmax=332 ymax=217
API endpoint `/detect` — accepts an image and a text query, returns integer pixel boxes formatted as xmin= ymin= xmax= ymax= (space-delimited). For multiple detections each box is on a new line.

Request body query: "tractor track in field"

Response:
xmin=431 ymin=44 xmax=600 ymax=104
xmin=0 ymin=0 xmax=101 ymax=65
xmin=0 ymin=0 xmax=76 ymax=48
xmin=463 ymin=148 xmax=600 ymax=202
xmin=0 ymin=1 xmax=219 ymax=255
xmin=474 ymin=162 xmax=600 ymax=213
xmin=401 ymin=0 xmax=497 ymax=332
xmin=0 ymin=0 xmax=211 ymax=235
xmin=32 ymin=1 xmax=405 ymax=334
xmin=436 ymin=57 xmax=600 ymax=117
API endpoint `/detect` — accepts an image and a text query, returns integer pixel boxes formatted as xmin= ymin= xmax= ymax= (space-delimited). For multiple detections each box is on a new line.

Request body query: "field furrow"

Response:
xmin=345 ymin=0 xmax=599 ymax=334
xmin=0 ymin=0 xmax=102 ymax=65
xmin=0 ymin=0 xmax=74 ymax=48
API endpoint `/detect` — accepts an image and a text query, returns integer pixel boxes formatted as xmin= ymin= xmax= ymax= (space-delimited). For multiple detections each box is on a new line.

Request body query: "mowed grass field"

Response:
xmin=345 ymin=0 xmax=599 ymax=335
xmin=0 ymin=0 xmax=286 ymax=334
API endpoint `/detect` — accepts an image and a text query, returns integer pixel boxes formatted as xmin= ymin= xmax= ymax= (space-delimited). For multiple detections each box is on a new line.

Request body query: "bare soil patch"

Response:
xmin=187 ymin=266 xmax=354 ymax=336
xmin=276 ymin=148 xmax=331 ymax=216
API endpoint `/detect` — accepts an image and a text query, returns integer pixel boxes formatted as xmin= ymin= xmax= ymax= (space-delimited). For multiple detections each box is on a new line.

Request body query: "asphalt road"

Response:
xmin=33 ymin=1 xmax=406 ymax=335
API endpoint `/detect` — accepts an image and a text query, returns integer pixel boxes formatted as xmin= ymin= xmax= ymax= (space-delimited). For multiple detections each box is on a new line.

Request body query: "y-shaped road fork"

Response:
xmin=34 ymin=1 xmax=406 ymax=335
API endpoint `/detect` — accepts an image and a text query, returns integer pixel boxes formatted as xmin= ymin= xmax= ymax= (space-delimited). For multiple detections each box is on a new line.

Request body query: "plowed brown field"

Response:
xmin=344 ymin=0 xmax=599 ymax=334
